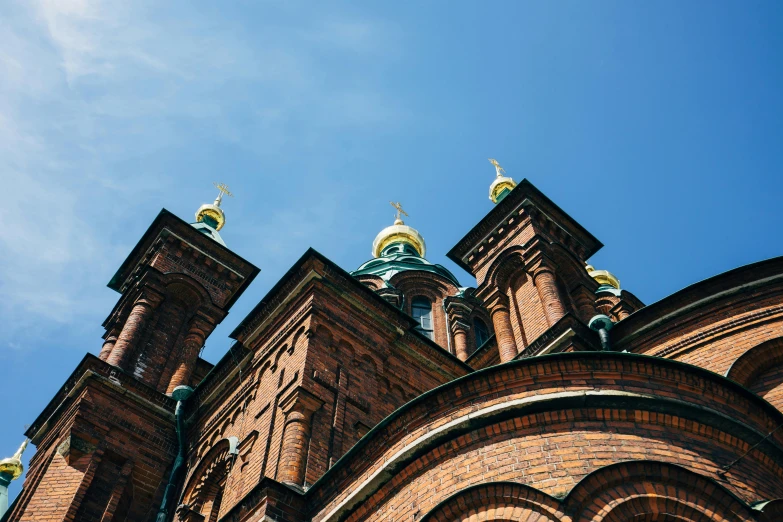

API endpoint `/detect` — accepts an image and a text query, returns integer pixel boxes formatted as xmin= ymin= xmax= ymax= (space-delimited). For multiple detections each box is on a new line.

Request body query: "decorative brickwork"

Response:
xmin=7 ymin=182 xmax=783 ymax=522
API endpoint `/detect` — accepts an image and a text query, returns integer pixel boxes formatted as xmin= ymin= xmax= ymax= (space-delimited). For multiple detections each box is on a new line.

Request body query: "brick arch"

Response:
xmin=483 ymin=246 xmax=527 ymax=293
xmin=354 ymin=274 xmax=385 ymax=291
xmin=390 ymin=272 xmax=459 ymax=301
xmin=548 ymin=242 xmax=591 ymax=290
xmin=178 ymin=439 xmax=235 ymax=522
xmin=392 ymin=272 xmax=458 ymax=349
xmin=726 ymin=338 xmax=783 ymax=410
xmin=161 ymin=272 xmax=213 ymax=308
xmin=421 ymin=482 xmax=567 ymax=522
xmin=726 ymin=338 xmax=783 ymax=386
xmin=565 ymin=461 xmax=757 ymax=522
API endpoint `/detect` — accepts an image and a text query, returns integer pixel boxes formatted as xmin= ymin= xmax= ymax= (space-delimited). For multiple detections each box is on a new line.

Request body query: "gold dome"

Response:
xmin=585 ymin=265 xmax=621 ymax=289
xmin=372 ymin=218 xmax=426 ymax=258
xmin=372 ymin=202 xmax=426 ymax=258
xmin=195 ymin=203 xmax=226 ymax=231
xmin=195 ymin=182 xmax=233 ymax=231
xmin=488 ymin=158 xmax=517 ymax=204
xmin=0 ymin=440 xmax=28 ymax=480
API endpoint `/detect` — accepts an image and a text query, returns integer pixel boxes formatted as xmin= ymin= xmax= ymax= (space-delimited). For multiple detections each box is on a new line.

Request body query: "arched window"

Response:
xmin=474 ymin=318 xmax=490 ymax=348
xmin=411 ymin=297 xmax=433 ymax=340
xmin=178 ymin=440 xmax=234 ymax=522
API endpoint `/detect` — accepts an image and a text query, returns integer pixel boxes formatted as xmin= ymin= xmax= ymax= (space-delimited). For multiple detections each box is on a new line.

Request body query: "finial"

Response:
xmin=0 ymin=439 xmax=28 ymax=480
xmin=12 ymin=440 xmax=27 ymax=461
xmin=213 ymin=182 xmax=234 ymax=207
xmin=390 ymin=201 xmax=409 ymax=225
xmin=488 ymin=158 xmax=517 ymax=204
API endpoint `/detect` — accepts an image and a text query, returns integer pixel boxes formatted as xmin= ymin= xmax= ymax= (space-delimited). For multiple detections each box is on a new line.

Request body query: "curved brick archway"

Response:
xmin=565 ymin=461 xmax=757 ymax=522
xmin=726 ymin=338 xmax=783 ymax=386
xmin=726 ymin=338 xmax=783 ymax=410
xmin=176 ymin=439 xmax=234 ymax=522
xmin=421 ymin=482 xmax=567 ymax=522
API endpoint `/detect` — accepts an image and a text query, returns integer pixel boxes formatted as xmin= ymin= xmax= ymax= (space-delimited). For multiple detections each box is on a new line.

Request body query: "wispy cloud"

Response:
xmin=0 ymin=0 xmax=407 ymax=352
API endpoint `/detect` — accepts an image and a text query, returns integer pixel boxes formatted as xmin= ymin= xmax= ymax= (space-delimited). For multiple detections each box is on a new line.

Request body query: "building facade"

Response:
xmin=2 ymin=168 xmax=783 ymax=522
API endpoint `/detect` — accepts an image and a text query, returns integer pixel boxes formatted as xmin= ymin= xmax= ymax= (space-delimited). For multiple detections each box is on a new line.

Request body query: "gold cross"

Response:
xmin=214 ymin=182 xmax=234 ymax=198
xmin=390 ymin=201 xmax=409 ymax=222
xmin=489 ymin=158 xmax=506 ymax=177
xmin=213 ymin=182 xmax=234 ymax=206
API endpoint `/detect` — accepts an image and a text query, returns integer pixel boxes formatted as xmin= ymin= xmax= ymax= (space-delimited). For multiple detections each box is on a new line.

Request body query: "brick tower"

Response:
xmin=4 ymin=187 xmax=258 ymax=522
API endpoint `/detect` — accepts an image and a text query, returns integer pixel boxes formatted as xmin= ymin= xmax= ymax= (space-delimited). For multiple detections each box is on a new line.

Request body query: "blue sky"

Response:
xmin=1 ymin=0 xmax=781 ymax=502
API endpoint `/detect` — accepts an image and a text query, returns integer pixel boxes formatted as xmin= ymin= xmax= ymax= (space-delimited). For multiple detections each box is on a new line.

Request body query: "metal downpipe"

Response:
xmin=156 ymin=385 xmax=194 ymax=522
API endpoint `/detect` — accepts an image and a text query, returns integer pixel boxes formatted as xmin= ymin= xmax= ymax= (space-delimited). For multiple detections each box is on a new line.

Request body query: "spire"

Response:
xmin=488 ymin=158 xmax=517 ymax=204
xmin=371 ymin=202 xmax=426 ymax=258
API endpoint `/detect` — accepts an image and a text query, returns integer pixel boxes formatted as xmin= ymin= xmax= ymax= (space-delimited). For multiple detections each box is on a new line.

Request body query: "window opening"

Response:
xmin=474 ymin=318 xmax=490 ymax=348
xmin=411 ymin=297 xmax=434 ymax=340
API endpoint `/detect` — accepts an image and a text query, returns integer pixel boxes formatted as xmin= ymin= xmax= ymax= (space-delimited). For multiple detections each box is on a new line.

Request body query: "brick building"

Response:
xmin=3 ymin=165 xmax=783 ymax=522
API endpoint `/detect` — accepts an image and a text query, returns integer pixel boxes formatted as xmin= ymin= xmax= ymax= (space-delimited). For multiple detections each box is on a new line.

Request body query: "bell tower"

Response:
xmin=99 ymin=183 xmax=258 ymax=394
xmin=448 ymin=161 xmax=604 ymax=362
xmin=5 ymin=186 xmax=258 ymax=522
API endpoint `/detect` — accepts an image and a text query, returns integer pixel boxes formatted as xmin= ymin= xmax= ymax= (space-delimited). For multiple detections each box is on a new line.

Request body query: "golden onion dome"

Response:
xmin=195 ymin=182 xmax=233 ymax=232
xmin=488 ymin=158 xmax=517 ymax=204
xmin=372 ymin=203 xmax=427 ymax=258
xmin=195 ymin=203 xmax=225 ymax=231
xmin=585 ymin=264 xmax=621 ymax=290
xmin=0 ymin=440 xmax=28 ymax=480
xmin=372 ymin=217 xmax=426 ymax=258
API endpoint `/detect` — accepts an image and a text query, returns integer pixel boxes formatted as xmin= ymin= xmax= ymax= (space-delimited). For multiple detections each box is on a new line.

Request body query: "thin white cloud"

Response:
xmin=0 ymin=0 xmax=409 ymax=352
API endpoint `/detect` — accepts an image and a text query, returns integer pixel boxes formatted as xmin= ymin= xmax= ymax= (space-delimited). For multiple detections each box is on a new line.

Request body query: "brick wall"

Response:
xmin=178 ymin=251 xmax=469 ymax=520
xmin=8 ymin=357 xmax=178 ymax=522
xmin=308 ymin=353 xmax=783 ymax=522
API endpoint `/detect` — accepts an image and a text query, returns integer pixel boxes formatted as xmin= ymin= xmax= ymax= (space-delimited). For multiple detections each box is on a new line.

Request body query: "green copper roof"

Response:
xmin=351 ymin=242 xmax=460 ymax=287
xmin=191 ymin=221 xmax=226 ymax=246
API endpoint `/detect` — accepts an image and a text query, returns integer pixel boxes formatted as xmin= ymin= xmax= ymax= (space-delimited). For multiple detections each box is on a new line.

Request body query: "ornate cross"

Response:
xmin=390 ymin=201 xmax=409 ymax=222
xmin=488 ymin=158 xmax=506 ymax=177
xmin=213 ymin=182 xmax=234 ymax=206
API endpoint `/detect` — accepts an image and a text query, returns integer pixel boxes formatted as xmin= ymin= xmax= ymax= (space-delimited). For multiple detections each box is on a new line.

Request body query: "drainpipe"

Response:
xmin=156 ymin=385 xmax=194 ymax=522
xmin=588 ymin=314 xmax=614 ymax=352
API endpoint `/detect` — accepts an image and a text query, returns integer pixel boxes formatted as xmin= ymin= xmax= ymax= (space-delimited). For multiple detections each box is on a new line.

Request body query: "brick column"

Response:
xmin=445 ymin=298 xmax=472 ymax=361
xmin=98 ymin=328 xmax=120 ymax=361
xmin=611 ymin=303 xmax=633 ymax=321
xmin=452 ymin=325 xmax=470 ymax=361
xmin=532 ymin=266 xmax=566 ymax=326
xmin=166 ymin=322 xmax=208 ymax=395
xmin=277 ymin=388 xmax=324 ymax=487
xmin=486 ymin=293 xmax=517 ymax=363
xmin=572 ymin=286 xmax=597 ymax=324
xmin=106 ymin=291 xmax=162 ymax=369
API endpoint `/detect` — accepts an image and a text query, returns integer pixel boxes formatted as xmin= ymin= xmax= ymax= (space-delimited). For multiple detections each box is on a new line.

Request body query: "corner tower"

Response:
xmin=5 ymin=186 xmax=258 ymax=522
xmin=99 ymin=184 xmax=258 ymax=394
xmin=448 ymin=162 xmax=606 ymax=362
